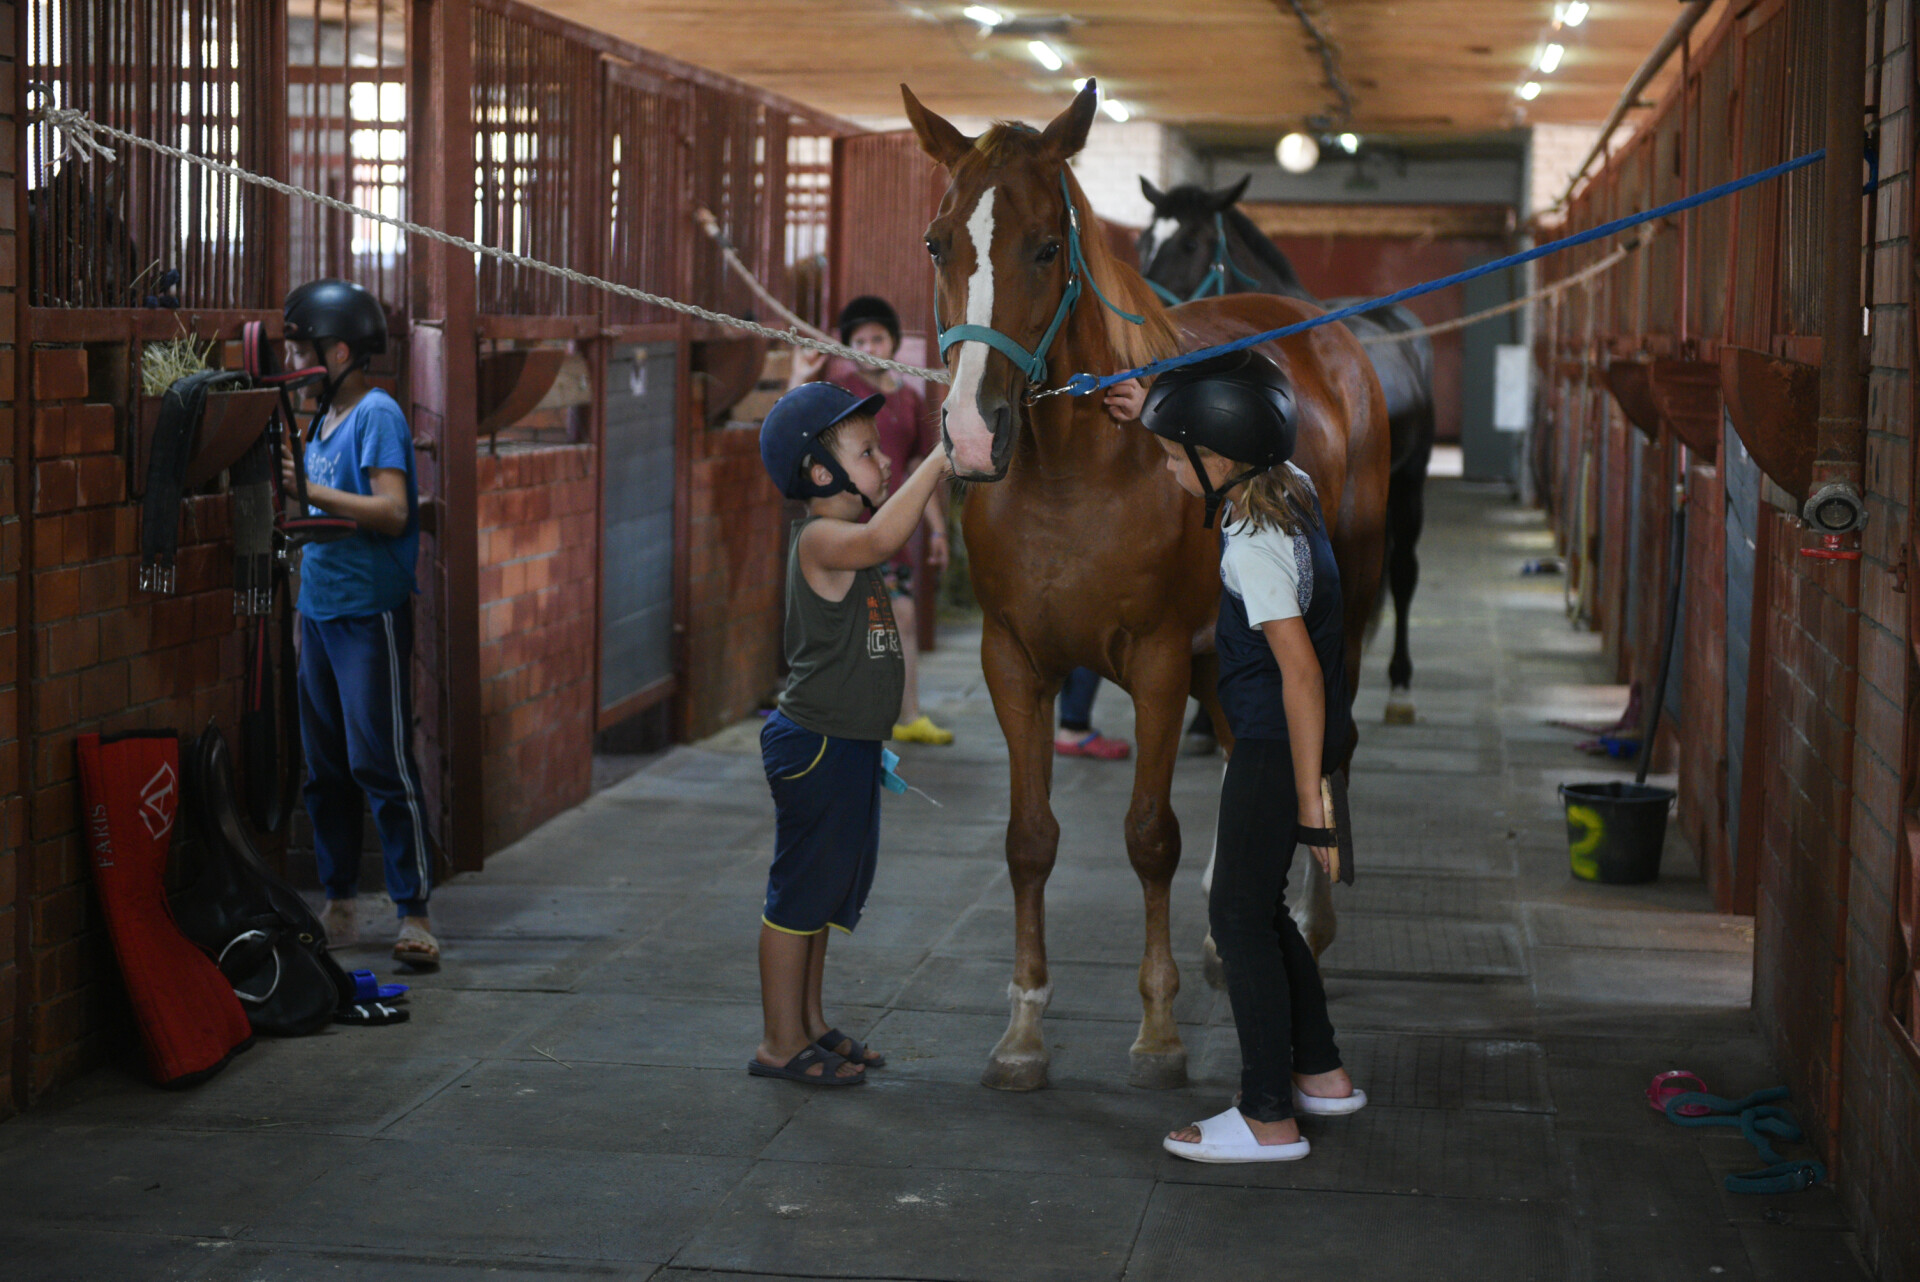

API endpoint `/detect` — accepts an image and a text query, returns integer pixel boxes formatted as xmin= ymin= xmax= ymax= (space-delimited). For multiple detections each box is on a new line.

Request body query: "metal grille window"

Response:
xmin=27 ymin=0 xmax=280 ymax=309
xmin=785 ymin=132 xmax=833 ymax=330
xmin=287 ymin=0 xmax=408 ymax=312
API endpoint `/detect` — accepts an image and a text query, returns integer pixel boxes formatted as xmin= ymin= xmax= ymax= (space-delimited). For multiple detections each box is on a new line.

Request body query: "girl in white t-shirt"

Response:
xmin=1106 ymin=352 xmax=1364 ymax=1164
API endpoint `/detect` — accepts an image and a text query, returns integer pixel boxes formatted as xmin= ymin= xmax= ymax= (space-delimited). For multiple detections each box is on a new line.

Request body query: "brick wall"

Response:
xmin=477 ymin=445 xmax=595 ymax=856
xmin=683 ymin=427 xmax=786 ymax=741
xmin=12 ymin=342 xmax=254 ymax=1108
xmin=1834 ymin=3 xmax=1920 ymax=1275
xmin=1 ymin=0 xmax=19 ymax=1119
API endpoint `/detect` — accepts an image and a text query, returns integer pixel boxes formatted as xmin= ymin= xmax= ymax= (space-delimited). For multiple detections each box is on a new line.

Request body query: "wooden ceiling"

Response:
xmin=524 ymin=1 xmax=1717 ymax=139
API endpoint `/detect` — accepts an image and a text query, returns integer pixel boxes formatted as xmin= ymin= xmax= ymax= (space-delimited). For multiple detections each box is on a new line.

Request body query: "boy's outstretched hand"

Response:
xmin=1104 ymin=378 xmax=1147 ymax=425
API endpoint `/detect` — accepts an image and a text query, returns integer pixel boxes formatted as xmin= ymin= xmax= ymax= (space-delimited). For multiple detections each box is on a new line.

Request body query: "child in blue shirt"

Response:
xmin=277 ymin=278 xmax=436 ymax=969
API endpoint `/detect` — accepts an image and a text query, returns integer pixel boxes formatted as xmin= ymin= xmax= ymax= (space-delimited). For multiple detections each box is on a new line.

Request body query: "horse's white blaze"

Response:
xmin=943 ymin=187 xmax=999 ymax=476
xmin=1143 ymin=216 xmax=1178 ymax=268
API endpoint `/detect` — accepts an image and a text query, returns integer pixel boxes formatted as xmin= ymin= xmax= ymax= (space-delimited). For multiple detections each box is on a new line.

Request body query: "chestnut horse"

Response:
xmin=905 ymin=82 xmax=1389 ymax=1091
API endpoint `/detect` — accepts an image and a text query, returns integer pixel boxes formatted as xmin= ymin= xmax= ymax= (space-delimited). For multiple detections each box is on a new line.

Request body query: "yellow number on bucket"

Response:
xmin=1567 ymin=803 xmax=1605 ymax=881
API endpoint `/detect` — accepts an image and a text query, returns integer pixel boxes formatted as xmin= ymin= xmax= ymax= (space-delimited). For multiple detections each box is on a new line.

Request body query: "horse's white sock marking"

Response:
xmin=943 ymin=187 xmax=998 ymax=475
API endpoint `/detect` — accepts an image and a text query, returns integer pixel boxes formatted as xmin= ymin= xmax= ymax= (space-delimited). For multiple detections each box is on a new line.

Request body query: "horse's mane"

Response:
xmin=1060 ymin=164 xmax=1181 ymax=371
xmin=953 ymin=123 xmax=1182 ymax=375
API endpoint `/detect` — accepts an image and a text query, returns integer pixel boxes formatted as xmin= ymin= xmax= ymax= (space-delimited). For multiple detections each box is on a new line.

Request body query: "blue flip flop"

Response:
xmin=747 ymin=1043 xmax=865 ymax=1086
xmin=816 ymin=1028 xmax=885 ymax=1068
xmin=351 ymin=969 xmax=408 ymax=1002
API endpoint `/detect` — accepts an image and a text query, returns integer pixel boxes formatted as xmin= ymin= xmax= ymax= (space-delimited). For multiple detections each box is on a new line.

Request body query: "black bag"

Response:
xmin=171 ymin=725 xmax=353 ymax=1036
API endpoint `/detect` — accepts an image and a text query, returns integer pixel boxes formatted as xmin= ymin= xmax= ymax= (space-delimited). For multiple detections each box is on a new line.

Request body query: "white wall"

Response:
xmin=1527 ymin=123 xmax=1605 ymax=219
xmin=1067 ymin=121 xmax=1204 ymax=228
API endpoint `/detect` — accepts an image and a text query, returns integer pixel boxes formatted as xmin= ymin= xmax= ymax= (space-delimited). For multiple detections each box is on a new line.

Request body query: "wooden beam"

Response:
xmin=1240 ymin=202 xmax=1514 ymax=240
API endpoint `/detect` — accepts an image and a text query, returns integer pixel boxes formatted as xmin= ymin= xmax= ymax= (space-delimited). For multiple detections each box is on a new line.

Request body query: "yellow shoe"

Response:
xmin=893 ymin=714 xmax=955 ymax=745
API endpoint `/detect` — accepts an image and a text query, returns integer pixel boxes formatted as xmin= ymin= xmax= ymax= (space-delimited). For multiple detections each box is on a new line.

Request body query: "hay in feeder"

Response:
xmin=140 ymin=333 xmax=216 ymax=398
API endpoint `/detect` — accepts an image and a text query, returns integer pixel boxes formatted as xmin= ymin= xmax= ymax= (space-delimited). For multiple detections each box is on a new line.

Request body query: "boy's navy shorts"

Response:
xmin=760 ymin=711 xmax=882 ymax=935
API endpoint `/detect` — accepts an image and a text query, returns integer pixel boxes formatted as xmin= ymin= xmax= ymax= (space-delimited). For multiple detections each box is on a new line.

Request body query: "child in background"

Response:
xmin=1112 ymin=352 xmax=1366 ymax=1162
xmin=750 ymin=381 xmax=952 ymax=1084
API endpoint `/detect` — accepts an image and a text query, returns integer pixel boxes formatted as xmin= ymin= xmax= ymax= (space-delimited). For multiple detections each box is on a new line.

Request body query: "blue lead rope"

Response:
xmin=1663 ymin=1088 xmax=1827 ymax=1195
xmin=1060 ymin=146 xmax=1829 ymax=398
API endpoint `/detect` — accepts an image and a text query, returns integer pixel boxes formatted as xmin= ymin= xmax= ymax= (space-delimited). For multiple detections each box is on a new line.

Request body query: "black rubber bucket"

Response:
xmin=1558 ymin=781 xmax=1673 ymax=884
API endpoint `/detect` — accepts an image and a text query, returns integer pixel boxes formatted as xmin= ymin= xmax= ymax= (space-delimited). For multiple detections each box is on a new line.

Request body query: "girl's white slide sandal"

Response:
xmin=1162 ymin=1107 xmax=1311 ymax=1164
xmin=1293 ymin=1086 xmax=1367 ymax=1116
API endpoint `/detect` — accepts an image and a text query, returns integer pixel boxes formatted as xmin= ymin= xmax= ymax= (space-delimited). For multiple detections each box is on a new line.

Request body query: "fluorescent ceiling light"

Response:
xmin=1073 ymin=76 xmax=1091 ymax=90
xmin=1518 ymin=81 xmax=1542 ymax=100
xmin=1028 ymin=40 xmax=1064 ymax=71
xmin=1337 ymin=132 xmax=1359 ymax=154
xmin=1560 ymin=2 xmax=1589 ymax=27
xmin=1539 ymin=42 xmax=1564 ymax=74
xmin=1276 ymin=132 xmax=1320 ymax=174
xmin=963 ymin=5 xmax=1003 ymax=26
xmin=1101 ymin=98 xmax=1130 ymax=122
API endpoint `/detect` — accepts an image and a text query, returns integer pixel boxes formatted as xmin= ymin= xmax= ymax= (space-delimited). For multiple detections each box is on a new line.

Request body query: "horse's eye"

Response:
xmin=1182 ymin=239 xmax=1199 ymax=254
xmin=925 ymin=239 xmax=941 ymax=261
xmin=1037 ymin=241 xmax=1060 ymax=264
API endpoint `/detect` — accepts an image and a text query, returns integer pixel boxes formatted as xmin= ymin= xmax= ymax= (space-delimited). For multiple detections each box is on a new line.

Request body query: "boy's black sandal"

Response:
xmin=816 ymin=1028 xmax=886 ymax=1068
xmin=747 ymin=1043 xmax=866 ymax=1086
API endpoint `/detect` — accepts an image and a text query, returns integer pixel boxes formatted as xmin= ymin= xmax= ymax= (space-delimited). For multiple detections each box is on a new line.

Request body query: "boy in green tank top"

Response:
xmin=752 ymin=382 xmax=952 ymax=1084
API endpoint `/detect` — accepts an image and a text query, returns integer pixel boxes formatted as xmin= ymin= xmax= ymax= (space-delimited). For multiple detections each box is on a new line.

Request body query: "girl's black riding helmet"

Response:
xmin=1140 ymin=348 xmax=1297 ymax=529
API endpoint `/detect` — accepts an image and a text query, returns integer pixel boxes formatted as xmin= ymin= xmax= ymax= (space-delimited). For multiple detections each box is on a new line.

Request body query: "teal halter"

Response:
xmin=1145 ymin=212 xmax=1263 ymax=305
xmin=936 ymin=171 xmax=1147 ymax=399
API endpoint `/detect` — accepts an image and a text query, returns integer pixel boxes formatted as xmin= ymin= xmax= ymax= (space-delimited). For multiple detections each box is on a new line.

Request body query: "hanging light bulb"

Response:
xmin=1539 ymin=42 xmax=1565 ymax=74
xmin=1027 ymin=40 xmax=1064 ymax=72
xmin=1560 ymin=2 xmax=1589 ymax=27
xmin=1518 ymin=81 xmax=1542 ymax=101
xmin=1276 ymin=132 xmax=1320 ymax=174
xmin=1337 ymin=132 xmax=1360 ymax=154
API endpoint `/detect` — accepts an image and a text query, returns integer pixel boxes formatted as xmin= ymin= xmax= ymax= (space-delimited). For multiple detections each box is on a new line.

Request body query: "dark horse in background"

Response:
xmin=905 ymin=81 xmax=1388 ymax=1092
xmin=1139 ymin=177 xmax=1436 ymax=724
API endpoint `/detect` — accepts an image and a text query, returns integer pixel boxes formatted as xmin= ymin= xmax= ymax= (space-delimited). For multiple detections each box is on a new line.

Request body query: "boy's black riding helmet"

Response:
xmin=283 ymin=278 xmax=388 ymax=358
xmin=1140 ymin=348 xmax=1297 ymax=528
xmin=760 ymin=381 xmax=886 ymax=509
xmin=837 ymin=295 xmax=901 ymax=348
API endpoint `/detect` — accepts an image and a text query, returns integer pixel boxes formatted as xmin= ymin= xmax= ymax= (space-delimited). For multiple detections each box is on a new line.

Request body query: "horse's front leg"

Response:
xmin=1124 ymin=643 xmax=1191 ymax=1089
xmin=981 ymin=626 xmax=1061 ymax=1092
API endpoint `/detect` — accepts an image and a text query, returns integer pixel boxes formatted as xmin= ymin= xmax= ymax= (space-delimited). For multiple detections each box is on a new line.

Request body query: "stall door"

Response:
xmin=599 ymin=343 xmax=679 ymax=718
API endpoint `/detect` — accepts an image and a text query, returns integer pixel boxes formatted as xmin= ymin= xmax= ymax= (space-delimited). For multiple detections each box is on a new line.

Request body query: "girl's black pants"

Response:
xmin=1211 ymin=737 xmax=1343 ymax=1122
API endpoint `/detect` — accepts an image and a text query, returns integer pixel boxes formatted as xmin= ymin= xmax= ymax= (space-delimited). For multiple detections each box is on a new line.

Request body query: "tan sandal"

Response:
xmin=393 ymin=918 xmax=440 ymax=970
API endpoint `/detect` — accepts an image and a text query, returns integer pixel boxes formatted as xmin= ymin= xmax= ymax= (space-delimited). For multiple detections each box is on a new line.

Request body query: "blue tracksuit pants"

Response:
xmin=297 ymin=607 xmax=432 ymax=917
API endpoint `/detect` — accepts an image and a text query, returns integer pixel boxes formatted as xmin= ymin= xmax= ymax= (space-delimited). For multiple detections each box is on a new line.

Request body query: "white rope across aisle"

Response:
xmin=35 ymin=106 xmax=954 ymax=385
xmin=1355 ymin=237 xmax=1642 ymax=346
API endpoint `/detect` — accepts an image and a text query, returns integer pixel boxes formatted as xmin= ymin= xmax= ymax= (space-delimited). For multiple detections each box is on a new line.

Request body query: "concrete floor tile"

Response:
xmin=510 ymin=993 xmax=767 ymax=1068
xmin=398 ymin=935 xmax=632 ymax=994
xmin=0 ymin=1225 xmax=224 ymax=1282
xmin=1525 ymin=903 xmax=1754 ymax=953
xmin=761 ymin=1077 xmax=1194 ymax=1179
xmin=1735 ymin=1226 xmax=1871 ymax=1282
xmin=244 ymin=1142 xmax=747 ymax=1263
xmin=38 ymin=1049 xmax=475 ymax=1137
xmin=1126 ymin=1184 xmax=1576 ymax=1281
xmin=1317 ymin=916 xmax=1526 ymax=981
xmin=388 ymin=1060 xmax=808 ymax=1157
xmin=1529 ymin=946 xmax=1753 ymax=1011
xmin=200 ymin=1245 xmax=653 ymax=1280
xmin=674 ymin=1161 xmax=1151 ymax=1281
xmin=0 ymin=1125 xmax=353 ymax=1238
xmin=1330 ymin=871 xmax=1517 ymax=920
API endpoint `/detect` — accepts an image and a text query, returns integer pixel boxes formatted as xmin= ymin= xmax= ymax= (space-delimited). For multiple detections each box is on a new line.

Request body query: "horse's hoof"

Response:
xmin=1384 ymin=687 xmax=1415 ymax=724
xmin=1202 ymin=935 xmax=1226 ymax=989
xmin=1129 ymin=1048 xmax=1189 ymax=1090
xmin=981 ymin=1055 xmax=1050 ymax=1092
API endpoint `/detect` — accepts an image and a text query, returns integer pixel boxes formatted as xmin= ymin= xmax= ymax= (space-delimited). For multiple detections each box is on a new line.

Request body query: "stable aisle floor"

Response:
xmin=0 ymin=481 xmax=1870 ymax=1280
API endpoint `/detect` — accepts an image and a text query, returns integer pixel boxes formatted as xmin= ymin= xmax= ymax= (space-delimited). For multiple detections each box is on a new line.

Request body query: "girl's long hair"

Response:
xmin=1229 ymin=462 xmax=1320 ymax=536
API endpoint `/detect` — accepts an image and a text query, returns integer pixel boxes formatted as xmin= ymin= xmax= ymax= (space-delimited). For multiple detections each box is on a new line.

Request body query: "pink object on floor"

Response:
xmin=1056 ymin=732 xmax=1131 ymax=760
xmin=1646 ymin=1069 xmax=1713 ymax=1118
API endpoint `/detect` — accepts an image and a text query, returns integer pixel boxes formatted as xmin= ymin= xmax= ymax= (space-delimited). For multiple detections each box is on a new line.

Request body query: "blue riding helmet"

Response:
xmin=759 ymin=381 xmax=886 ymax=507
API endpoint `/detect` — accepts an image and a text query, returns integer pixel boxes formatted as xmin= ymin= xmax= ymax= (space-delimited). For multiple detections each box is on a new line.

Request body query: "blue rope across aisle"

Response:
xmin=1052 ymin=147 xmax=1830 ymax=399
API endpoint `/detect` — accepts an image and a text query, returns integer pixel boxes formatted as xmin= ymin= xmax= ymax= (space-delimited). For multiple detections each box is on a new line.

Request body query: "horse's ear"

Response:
xmin=1140 ymin=177 xmax=1168 ymax=211
xmin=1209 ymin=174 xmax=1251 ymax=212
xmin=902 ymin=83 xmax=973 ymax=168
xmin=1039 ymin=79 xmax=1099 ymax=161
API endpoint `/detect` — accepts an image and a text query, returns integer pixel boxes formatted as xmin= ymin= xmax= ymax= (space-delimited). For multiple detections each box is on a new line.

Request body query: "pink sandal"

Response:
xmin=1055 ymin=732 xmax=1131 ymax=760
xmin=1646 ymin=1070 xmax=1713 ymax=1118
